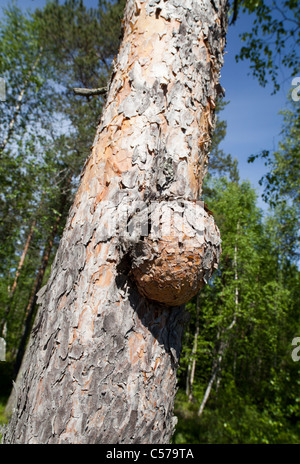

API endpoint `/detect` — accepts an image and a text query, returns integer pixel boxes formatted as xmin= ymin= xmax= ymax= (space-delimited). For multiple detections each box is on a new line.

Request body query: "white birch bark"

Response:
xmin=198 ymin=220 xmax=239 ymax=416
xmin=186 ymin=293 xmax=200 ymax=401
xmin=0 ymin=48 xmax=43 ymax=154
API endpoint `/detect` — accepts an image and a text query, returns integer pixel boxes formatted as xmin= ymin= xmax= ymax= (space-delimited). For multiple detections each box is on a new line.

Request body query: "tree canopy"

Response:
xmin=234 ymin=0 xmax=300 ymax=92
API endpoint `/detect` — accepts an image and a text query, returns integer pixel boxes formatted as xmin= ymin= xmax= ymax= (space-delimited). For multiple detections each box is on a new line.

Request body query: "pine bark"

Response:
xmin=4 ymin=0 xmax=228 ymax=444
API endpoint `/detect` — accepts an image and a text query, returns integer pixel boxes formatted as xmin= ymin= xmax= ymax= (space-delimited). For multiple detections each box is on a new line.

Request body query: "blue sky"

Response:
xmin=0 ymin=0 xmax=295 ymax=210
xmin=220 ymin=11 xmax=292 ymax=210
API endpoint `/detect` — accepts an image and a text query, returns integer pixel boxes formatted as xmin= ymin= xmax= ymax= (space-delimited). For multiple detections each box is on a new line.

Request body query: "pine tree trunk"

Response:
xmin=4 ymin=0 xmax=228 ymax=444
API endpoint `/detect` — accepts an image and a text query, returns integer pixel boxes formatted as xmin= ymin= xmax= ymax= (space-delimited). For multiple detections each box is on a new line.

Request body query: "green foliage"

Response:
xmin=248 ymin=99 xmax=300 ymax=262
xmin=250 ymin=106 xmax=300 ymax=208
xmin=0 ymin=3 xmax=54 ymax=153
xmin=0 ymin=0 xmax=125 ymax=370
xmin=234 ymin=0 xmax=300 ymax=92
xmin=177 ymin=176 xmax=300 ymax=443
xmin=204 ymin=98 xmax=240 ymax=187
xmin=174 ymin=379 xmax=299 ymax=444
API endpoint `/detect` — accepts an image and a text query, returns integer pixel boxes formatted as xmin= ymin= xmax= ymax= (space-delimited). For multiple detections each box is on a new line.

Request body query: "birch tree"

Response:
xmin=4 ymin=0 xmax=228 ymax=444
xmin=0 ymin=5 xmax=50 ymax=156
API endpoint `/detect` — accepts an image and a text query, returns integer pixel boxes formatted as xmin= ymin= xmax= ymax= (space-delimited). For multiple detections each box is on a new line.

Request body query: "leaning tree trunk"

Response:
xmin=13 ymin=173 xmax=72 ymax=380
xmin=4 ymin=0 xmax=227 ymax=444
xmin=13 ymin=212 xmax=62 ymax=380
xmin=5 ymin=215 xmax=61 ymax=417
xmin=0 ymin=219 xmax=36 ymax=337
xmin=0 ymin=196 xmax=46 ymax=337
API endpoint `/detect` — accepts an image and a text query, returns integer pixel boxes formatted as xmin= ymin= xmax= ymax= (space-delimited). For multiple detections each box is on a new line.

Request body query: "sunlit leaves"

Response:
xmin=234 ymin=0 xmax=300 ymax=92
xmin=177 ymin=176 xmax=300 ymax=443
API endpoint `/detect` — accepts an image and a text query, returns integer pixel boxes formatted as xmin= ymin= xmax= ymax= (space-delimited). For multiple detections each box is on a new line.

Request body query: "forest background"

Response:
xmin=0 ymin=0 xmax=299 ymax=444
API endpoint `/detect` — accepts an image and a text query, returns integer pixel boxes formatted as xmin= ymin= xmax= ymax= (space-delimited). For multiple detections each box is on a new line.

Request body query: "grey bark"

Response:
xmin=3 ymin=0 xmax=228 ymax=444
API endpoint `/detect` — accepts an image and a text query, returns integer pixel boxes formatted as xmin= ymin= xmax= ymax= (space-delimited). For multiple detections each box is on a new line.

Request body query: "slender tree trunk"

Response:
xmin=234 ymin=220 xmax=239 ymax=311
xmin=186 ymin=293 xmax=200 ymax=401
xmin=4 ymin=0 xmax=228 ymax=444
xmin=13 ymin=213 xmax=61 ymax=380
xmin=10 ymin=220 xmax=37 ymax=299
xmin=4 ymin=217 xmax=61 ymax=417
xmin=198 ymin=348 xmax=221 ymax=417
xmin=5 ymin=177 xmax=72 ymax=416
xmin=198 ymin=319 xmax=235 ymax=416
xmin=0 ymin=219 xmax=36 ymax=337
xmin=0 ymin=47 xmax=43 ymax=155
xmin=198 ymin=220 xmax=239 ymax=416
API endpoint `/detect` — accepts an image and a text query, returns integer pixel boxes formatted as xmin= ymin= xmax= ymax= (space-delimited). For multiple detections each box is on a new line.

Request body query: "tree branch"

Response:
xmin=72 ymin=87 xmax=107 ymax=96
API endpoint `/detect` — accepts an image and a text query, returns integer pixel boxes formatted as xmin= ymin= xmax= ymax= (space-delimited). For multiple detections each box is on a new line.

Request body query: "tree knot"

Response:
xmin=124 ymin=199 xmax=221 ymax=306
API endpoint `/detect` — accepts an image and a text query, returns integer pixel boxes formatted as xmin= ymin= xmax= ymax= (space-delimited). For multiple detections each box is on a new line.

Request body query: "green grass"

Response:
xmin=172 ymin=388 xmax=300 ymax=444
xmin=172 ymin=394 xmax=204 ymax=444
xmin=0 ymin=361 xmax=14 ymax=442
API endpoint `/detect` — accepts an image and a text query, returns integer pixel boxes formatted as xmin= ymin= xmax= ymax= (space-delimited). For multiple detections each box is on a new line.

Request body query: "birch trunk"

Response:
xmin=198 ymin=220 xmax=239 ymax=416
xmin=186 ymin=293 xmax=200 ymax=401
xmin=10 ymin=220 xmax=37 ymax=299
xmin=5 ymin=214 xmax=61 ymax=418
xmin=0 ymin=47 xmax=43 ymax=155
xmin=13 ymin=173 xmax=72 ymax=380
xmin=4 ymin=0 xmax=228 ymax=444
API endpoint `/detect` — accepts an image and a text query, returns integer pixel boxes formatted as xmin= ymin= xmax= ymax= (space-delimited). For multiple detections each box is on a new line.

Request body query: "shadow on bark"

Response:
xmin=115 ymin=254 xmax=189 ymax=370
